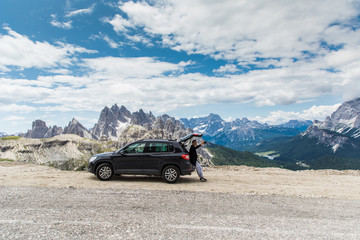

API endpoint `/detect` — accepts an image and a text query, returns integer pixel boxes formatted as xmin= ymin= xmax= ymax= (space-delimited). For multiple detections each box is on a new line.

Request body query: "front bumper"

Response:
xmin=87 ymin=162 xmax=96 ymax=174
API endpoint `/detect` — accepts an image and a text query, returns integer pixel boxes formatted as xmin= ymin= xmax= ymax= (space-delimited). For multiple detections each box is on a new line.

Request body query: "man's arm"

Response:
xmin=195 ymin=141 xmax=206 ymax=149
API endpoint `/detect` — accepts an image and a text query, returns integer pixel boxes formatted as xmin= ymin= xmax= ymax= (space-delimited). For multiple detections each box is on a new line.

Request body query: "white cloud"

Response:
xmin=0 ymin=78 xmax=52 ymax=104
xmin=82 ymin=56 xmax=190 ymax=79
xmin=0 ymin=104 xmax=36 ymax=114
xmin=213 ymin=64 xmax=238 ymax=74
xmin=50 ymin=19 xmax=72 ymax=29
xmin=124 ymin=34 xmax=154 ymax=47
xmin=47 ymin=68 xmax=72 ymax=75
xmin=103 ymin=35 xmax=120 ymax=49
xmin=0 ymin=56 xmax=346 ymax=115
xmin=116 ymin=0 xmax=358 ymax=66
xmin=253 ymin=103 xmax=342 ymax=124
xmin=0 ymin=27 xmax=96 ymax=70
xmin=3 ymin=115 xmax=25 ymax=121
xmin=65 ymin=4 xmax=95 ymax=18
xmin=105 ymin=14 xmax=133 ymax=32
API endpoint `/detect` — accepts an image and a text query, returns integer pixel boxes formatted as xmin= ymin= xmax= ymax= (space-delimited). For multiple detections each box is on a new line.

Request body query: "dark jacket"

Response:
xmin=189 ymin=144 xmax=201 ymax=165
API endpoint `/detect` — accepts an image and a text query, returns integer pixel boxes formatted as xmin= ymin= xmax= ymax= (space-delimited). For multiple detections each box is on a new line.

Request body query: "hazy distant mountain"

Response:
xmin=0 ymin=132 xmax=8 ymax=138
xmin=277 ymin=120 xmax=313 ymax=131
xmin=181 ymin=114 xmax=312 ymax=150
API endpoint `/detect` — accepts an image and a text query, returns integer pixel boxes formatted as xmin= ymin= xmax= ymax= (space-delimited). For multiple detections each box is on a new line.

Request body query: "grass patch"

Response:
xmin=1 ymin=136 xmax=21 ymax=140
xmin=0 ymin=159 xmax=14 ymax=162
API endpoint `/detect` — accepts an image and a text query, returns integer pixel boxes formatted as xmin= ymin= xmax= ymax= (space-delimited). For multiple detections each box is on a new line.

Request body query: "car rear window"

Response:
xmin=146 ymin=142 xmax=174 ymax=153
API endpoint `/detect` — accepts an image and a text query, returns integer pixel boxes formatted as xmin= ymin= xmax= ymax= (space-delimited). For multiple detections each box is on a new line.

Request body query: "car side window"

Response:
xmin=123 ymin=142 xmax=145 ymax=154
xmin=168 ymin=144 xmax=174 ymax=152
xmin=145 ymin=143 xmax=174 ymax=153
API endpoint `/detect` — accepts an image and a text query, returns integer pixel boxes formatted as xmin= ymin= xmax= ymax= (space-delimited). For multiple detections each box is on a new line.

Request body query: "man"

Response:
xmin=189 ymin=139 xmax=207 ymax=182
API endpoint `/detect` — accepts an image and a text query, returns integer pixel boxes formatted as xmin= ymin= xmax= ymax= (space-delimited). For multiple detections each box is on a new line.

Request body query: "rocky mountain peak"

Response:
xmin=63 ymin=118 xmax=95 ymax=139
xmin=325 ymin=98 xmax=360 ymax=130
xmin=302 ymin=98 xmax=360 ymax=154
xmin=307 ymin=98 xmax=360 ymax=138
xmin=208 ymin=113 xmax=223 ymax=122
xmin=131 ymin=109 xmax=154 ymax=126
xmin=153 ymin=118 xmax=165 ymax=130
xmin=25 ymin=120 xmax=49 ymax=139
xmin=70 ymin=118 xmax=79 ymax=125
xmin=91 ymin=104 xmax=132 ymax=139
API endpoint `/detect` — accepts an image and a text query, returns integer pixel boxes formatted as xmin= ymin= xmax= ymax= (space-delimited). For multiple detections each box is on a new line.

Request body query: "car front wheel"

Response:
xmin=162 ymin=165 xmax=180 ymax=183
xmin=96 ymin=163 xmax=114 ymax=181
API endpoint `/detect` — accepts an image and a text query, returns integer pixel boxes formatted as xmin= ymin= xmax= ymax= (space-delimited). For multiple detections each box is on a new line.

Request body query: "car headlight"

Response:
xmin=89 ymin=156 xmax=97 ymax=163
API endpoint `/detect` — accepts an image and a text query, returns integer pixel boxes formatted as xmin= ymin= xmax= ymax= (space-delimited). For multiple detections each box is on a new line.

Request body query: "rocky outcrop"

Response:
xmin=44 ymin=126 xmax=63 ymax=138
xmin=91 ymin=104 xmax=132 ymax=140
xmin=303 ymin=98 xmax=360 ymax=153
xmin=131 ymin=109 xmax=156 ymax=126
xmin=90 ymin=105 xmax=191 ymax=141
xmin=24 ymin=120 xmax=49 ymax=138
xmin=63 ymin=118 xmax=96 ymax=139
xmin=0 ymin=134 xmax=117 ymax=170
xmin=24 ymin=120 xmax=63 ymax=139
xmin=316 ymin=98 xmax=360 ymax=137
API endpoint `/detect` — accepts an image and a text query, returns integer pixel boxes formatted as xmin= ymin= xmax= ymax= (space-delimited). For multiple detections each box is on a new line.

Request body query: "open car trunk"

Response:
xmin=178 ymin=133 xmax=204 ymax=149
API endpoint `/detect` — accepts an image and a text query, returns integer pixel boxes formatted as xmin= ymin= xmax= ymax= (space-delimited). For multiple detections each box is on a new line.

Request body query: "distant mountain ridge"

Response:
xmin=180 ymin=115 xmax=312 ymax=150
xmin=20 ymin=104 xmax=313 ymax=152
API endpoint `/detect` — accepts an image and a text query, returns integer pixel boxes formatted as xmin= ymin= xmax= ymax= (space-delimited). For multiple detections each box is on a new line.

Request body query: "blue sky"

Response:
xmin=1 ymin=0 xmax=360 ymax=134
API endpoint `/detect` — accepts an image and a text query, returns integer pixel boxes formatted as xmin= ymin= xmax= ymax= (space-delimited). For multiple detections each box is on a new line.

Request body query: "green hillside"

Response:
xmin=308 ymin=156 xmax=360 ymax=170
xmin=250 ymin=134 xmax=360 ymax=170
xmin=206 ymin=143 xmax=279 ymax=168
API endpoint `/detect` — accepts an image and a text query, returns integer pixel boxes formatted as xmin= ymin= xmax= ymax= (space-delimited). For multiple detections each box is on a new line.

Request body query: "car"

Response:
xmin=88 ymin=133 xmax=203 ymax=183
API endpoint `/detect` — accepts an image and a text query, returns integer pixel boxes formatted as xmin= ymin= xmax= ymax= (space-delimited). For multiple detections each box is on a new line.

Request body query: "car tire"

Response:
xmin=96 ymin=163 xmax=114 ymax=181
xmin=162 ymin=165 xmax=180 ymax=183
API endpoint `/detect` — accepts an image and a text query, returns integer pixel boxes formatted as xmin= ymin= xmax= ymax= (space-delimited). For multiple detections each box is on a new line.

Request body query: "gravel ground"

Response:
xmin=1 ymin=186 xmax=360 ymax=240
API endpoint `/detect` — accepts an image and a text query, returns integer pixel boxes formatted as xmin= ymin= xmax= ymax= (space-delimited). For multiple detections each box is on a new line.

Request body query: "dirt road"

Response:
xmin=1 ymin=162 xmax=360 ymax=239
xmin=1 ymin=162 xmax=360 ymax=199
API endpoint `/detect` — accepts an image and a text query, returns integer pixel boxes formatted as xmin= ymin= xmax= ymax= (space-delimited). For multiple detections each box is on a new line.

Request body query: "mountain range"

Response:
xmin=6 ymin=97 xmax=360 ymax=170
xmin=180 ymin=115 xmax=312 ymax=151
xmin=21 ymin=104 xmax=312 ymax=152
xmin=22 ymin=104 xmax=191 ymax=142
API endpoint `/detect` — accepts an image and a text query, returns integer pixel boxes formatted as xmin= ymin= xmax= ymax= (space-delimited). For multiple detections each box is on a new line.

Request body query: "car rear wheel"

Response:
xmin=162 ymin=165 xmax=180 ymax=183
xmin=96 ymin=163 xmax=114 ymax=181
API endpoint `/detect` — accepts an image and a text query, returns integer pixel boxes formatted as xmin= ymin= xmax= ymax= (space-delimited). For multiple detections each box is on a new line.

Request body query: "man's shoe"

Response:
xmin=200 ymin=177 xmax=207 ymax=182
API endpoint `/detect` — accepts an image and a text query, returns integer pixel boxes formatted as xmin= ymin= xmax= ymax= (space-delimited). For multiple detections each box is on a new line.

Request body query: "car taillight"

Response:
xmin=181 ymin=154 xmax=190 ymax=160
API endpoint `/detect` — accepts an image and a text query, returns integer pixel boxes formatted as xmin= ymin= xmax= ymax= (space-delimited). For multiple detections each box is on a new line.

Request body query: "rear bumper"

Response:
xmin=181 ymin=164 xmax=195 ymax=175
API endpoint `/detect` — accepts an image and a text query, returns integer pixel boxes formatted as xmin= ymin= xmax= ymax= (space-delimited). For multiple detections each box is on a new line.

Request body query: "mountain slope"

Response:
xmin=255 ymin=98 xmax=360 ymax=170
xmin=206 ymin=143 xmax=279 ymax=168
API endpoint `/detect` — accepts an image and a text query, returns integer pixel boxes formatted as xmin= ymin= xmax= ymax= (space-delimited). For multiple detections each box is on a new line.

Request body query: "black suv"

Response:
xmin=88 ymin=133 xmax=203 ymax=183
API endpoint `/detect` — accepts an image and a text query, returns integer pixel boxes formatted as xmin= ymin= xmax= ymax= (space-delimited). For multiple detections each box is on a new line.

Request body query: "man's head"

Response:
xmin=192 ymin=140 xmax=197 ymax=146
